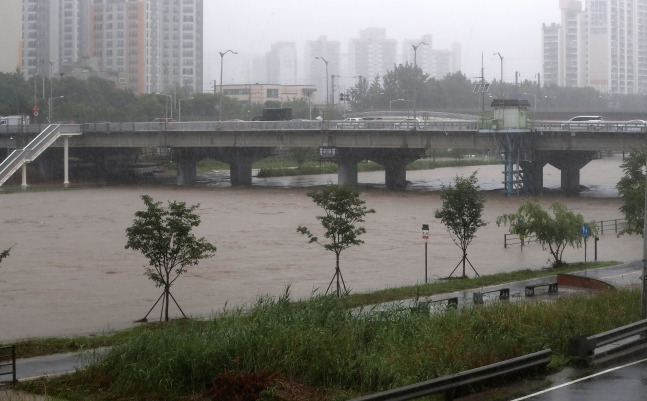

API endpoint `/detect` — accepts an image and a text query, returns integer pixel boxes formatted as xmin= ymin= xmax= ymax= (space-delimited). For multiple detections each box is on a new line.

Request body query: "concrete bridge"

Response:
xmin=1 ymin=118 xmax=646 ymax=194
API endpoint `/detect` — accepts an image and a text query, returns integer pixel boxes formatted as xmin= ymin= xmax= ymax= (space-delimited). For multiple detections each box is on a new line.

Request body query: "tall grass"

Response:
xmin=35 ymin=285 xmax=640 ymax=400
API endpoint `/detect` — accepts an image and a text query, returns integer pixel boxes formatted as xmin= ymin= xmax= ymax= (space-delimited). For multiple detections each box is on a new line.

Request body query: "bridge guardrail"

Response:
xmin=569 ymin=319 xmax=647 ymax=366
xmin=348 ymin=349 xmax=551 ymax=401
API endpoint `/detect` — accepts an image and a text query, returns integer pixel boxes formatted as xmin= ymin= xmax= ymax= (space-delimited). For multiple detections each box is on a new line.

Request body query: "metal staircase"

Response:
xmin=0 ymin=124 xmax=81 ymax=187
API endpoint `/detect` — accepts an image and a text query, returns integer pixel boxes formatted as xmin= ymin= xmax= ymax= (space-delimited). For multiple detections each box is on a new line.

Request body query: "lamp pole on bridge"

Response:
xmin=315 ymin=56 xmax=329 ymax=110
xmin=219 ymin=50 xmax=237 ymax=122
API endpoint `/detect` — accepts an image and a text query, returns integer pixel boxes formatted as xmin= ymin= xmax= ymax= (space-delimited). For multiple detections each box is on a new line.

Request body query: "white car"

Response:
xmin=561 ymin=116 xmax=603 ymax=131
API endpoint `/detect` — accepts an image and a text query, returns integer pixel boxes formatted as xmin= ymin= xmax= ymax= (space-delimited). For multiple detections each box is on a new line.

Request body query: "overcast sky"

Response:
xmin=204 ymin=0 xmax=561 ymax=88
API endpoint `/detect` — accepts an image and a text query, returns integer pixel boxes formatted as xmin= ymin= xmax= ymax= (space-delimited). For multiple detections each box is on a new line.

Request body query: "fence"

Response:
xmin=504 ymin=218 xmax=629 ymax=249
xmin=0 ymin=345 xmax=16 ymax=385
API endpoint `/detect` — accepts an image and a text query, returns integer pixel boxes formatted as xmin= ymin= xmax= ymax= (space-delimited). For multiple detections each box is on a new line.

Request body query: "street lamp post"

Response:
xmin=412 ymin=41 xmax=428 ymax=68
xmin=219 ymin=50 xmax=237 ymax=121
xmin=422 ymin=224 xmax=429 ymax=283
xmin=48 ymin=96 xmax=64 ymax=124
xmin=493 ymin=52 xmax=504 ymax=83
xmin=315 ymin=56 xmax=329 ymax=108
xmin=48 ymin=58 xmax=66 ymax=122
xmin=523 ymin=92 xmax=538 ymax=112
xmin=178 ymin=97 xmax=193 ymax=122
xmin=156 ymin=93 xmax=173 ymax=120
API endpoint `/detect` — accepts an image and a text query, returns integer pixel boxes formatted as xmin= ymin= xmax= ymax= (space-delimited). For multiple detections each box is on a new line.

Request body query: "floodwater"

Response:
xmin=0 ymin=153 xmax=643 ymax=341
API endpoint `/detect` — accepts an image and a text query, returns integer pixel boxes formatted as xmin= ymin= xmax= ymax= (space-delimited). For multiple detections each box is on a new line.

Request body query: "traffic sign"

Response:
xmin=33 ymin=105 xmax=40 ymax=112
xmin=580 ymin=223 xmax=591 ymax=237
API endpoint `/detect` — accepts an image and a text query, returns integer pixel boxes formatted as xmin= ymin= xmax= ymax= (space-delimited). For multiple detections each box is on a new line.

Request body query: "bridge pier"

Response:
xmin=371 ymin=149 xmax=423 ymax=190
xmin=174 ymin=148 xmax=198 ymax=186
xmin=519 ymin=152 xmax=548 ymax=195
xmin=336 ymin=148 xmax=364 ymax=186
xmin=546 ymin=151 xmax=596 ymax=194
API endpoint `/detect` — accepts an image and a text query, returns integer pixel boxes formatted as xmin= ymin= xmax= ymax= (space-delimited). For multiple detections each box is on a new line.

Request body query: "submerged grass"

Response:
xmin=16 ymin=283 xmax=642 ymax=401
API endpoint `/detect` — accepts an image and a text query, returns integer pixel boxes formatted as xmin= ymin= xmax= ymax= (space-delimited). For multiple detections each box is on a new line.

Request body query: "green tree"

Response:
xmin=291 ymin=147 xmax=318 ymax=169
xmin=616 ymin=150 xmax=646 ymax=236
xmin=0 ymin=246 xmax=11 ymax=268
xmin=434 ymin=172 xmax=486 ymax=277
xmin=297 ymin=185 xmax=375 ymax=297
xmin=496 ymin=201 xmax=597 ymax=267
xmin=125 ymin=195 xmax=217 ymax=321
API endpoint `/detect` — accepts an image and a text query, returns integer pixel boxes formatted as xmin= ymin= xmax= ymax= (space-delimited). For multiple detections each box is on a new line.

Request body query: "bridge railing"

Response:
xmin=1 ymin=120 xmax=643 ymax=135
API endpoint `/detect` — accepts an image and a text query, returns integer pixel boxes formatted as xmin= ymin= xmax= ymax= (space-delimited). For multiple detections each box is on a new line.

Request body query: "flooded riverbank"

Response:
xmin=0 ymin=153 xmax=642 ymax=341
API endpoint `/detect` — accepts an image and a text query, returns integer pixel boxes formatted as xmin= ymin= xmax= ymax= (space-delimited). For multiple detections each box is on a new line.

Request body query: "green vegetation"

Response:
xmin=125 ymin=195 xmax=217 ymax=322
xmin=616 ymin=149 xmax=646 ymax=236
xmin=297 ymin=185 xmax=376 ymax=297
xmin=497 ymin=202 xmax=599 ymax=268
xmin=16 ymin=281 xmax=641 ymax=401
xmin=435 ymin=171 xmax=486 ymax=277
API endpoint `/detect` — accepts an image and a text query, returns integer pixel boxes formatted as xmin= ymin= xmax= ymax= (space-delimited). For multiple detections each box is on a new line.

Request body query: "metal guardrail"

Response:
xmin=569 ymin=319 xmax=647 ymax=366
xmin=348 ymin=349 xmax=552 ymax=401
xmin=0 ymin=345 xmax=16 ymax=384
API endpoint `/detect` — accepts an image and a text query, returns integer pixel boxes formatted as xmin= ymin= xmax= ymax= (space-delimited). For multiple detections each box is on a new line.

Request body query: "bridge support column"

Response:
xmin=230 ymin=155 xmax=254 ymax=186
xmin=173 ymin=148 xmax=198 ymax=186
xmin=337 ymin=149 xmax=360 ymax=187
xmin=371 ymin=149 xmax=423 ymax=190
xmin=546 ymin=151 xmax=596 ymax=194
xmin=519 ymin=153 xmax=547 ymax=195
xmin=63 ymin=136 xmax=70 ymax=187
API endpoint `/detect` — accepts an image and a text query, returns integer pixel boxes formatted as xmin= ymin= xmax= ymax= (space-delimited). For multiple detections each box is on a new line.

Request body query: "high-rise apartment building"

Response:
xmin=0 ymin=0 xmax=22 ymax=73
xmin=305 ymin=36 xmax=341 ymax=104
xmin=543 ymin=0 xmax=647 ymax=94
xmin=266 ymin=42 xmax=297 ymax=86
xmin=22 ymin=0 xmax=203 ymax=94
xmin=349 ymin=28 xmax=397 ymax=83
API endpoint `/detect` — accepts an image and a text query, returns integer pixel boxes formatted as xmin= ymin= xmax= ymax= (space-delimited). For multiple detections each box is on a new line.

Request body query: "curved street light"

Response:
xmin=411 ymin=41 xmax=428 ymax=68
xmin=219 ymin=50 xmax=238 ymax=121
xmin=493 ymin=52 xmax=504 ymax=83
xmin=48 ymin=95 xmax=64 ymax=123
xmin=315 ymin=56 xmax=329 ymax=107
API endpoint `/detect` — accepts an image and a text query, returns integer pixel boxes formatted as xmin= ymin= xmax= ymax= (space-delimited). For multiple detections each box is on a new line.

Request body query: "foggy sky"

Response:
xmin=204 ymin=0 xmax=561 ymax=89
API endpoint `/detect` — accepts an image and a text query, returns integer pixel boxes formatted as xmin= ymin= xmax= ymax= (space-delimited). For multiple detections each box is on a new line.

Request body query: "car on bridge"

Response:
xmin=561 ymin=115 xmax=604 ymax=131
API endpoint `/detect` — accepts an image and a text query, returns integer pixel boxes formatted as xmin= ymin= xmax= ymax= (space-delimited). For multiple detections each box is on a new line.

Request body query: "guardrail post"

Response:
xmin=504 ymin=234 xmax=508 ymax=249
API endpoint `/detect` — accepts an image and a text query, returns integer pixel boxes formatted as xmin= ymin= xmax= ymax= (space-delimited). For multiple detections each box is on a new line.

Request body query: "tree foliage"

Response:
xmin=496 ymin=201 xmax=597 ymax=267
xmin=434 ymin=172 xmax=486 ymax=277
xmin=125 ymin=195 xmax=217 ymax=321
xmin=0 ymin=246 xmax=11 ymax=269
xmin=616 ymin=150 xmax=646 ymax=236
xmin=297 ymin=185 xmax=375 ymax=297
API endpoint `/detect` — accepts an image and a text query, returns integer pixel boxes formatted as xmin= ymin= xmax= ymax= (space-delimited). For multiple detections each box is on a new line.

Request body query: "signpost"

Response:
xmin=422 ymin=224 xmax=429 ymax=284
xmin=580 ymin=223 xmax=591 ymax=266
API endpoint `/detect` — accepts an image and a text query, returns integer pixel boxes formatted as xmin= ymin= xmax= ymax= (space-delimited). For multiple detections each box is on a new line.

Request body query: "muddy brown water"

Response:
xmin=0 ymin=154 xmax=642 ymax=341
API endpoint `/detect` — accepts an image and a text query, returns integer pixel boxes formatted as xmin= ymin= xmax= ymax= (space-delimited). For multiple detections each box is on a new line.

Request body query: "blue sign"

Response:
xmin=580 ymin=223 xmax=591 ymax=237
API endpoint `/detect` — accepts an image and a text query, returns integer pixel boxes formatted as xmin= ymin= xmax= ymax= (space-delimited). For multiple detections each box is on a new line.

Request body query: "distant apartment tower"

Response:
xmin=22 ymin=0 xmax=61 ymax=79
xmin=542 ymin=22 xmax=560 ymax=86
xmin=349 ymin=28 xmax=397 ymax=82
xmin=544 ymin=0 xmax=647 ymax=94
xmin=305 ymin=36 xmax=341 ymax=104
xmin=90 ymin=0 xmax=203 ymax=94
xmin=0 ymin=0 xmax=22 ymax=73
xmin=266 ymin=42 xmax=297 ymax=86
xmin=402 ymin=35 xmax=461 ymax=79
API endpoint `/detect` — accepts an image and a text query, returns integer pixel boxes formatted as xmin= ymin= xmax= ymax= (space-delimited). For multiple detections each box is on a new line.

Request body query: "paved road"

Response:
xmin=513 ymin=355 xmax=647 ymax=400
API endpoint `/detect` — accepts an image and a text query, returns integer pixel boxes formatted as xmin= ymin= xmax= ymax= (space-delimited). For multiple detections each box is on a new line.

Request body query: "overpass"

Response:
xmin=1 ymin=117 xmax=646 ymax=194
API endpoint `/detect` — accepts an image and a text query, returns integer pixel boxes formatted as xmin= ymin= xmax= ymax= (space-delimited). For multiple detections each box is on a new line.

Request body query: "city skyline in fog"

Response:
xmin=204 ymin=0 xmax=561 ymax=89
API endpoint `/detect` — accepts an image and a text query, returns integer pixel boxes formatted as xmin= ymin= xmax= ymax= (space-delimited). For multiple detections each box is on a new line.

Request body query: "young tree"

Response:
xmin=496 ymin=201 xmax=597 ymax=268
xmin=125 ymin=195 xmax=217 ymax=322
xmin=297 ymin=185 xmax=375 ymax=297
xmin=434 ymin=171 xmax=486 ymax=277
xmin=0 ymin=246 xmax=11 ymax=269
xmin=616 ymin=150 xmax=646 ymax=236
